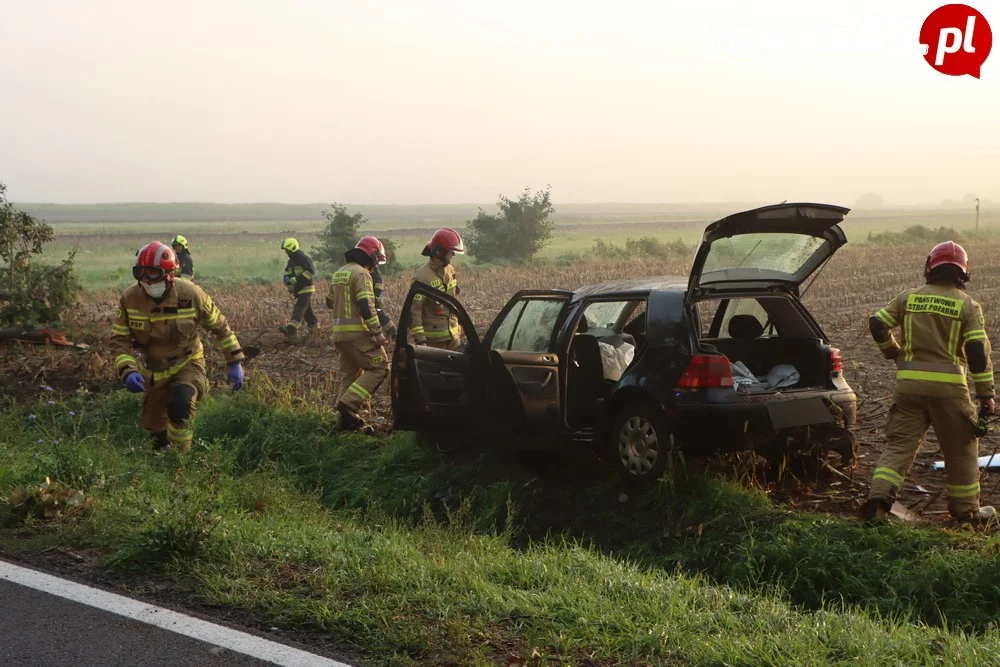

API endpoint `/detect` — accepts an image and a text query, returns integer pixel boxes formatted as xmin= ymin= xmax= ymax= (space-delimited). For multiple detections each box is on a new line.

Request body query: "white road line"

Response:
xmin=0 ymin=559 xmax=352 ymax=667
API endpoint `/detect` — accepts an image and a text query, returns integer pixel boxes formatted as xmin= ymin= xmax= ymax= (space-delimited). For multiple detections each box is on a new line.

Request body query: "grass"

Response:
xmin=4 ymin=385 xmax=1000 ymax=664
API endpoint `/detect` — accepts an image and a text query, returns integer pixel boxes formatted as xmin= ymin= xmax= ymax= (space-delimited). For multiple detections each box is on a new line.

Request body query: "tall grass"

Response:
xmin=4 ymin=387 xmax=1000 ymax=664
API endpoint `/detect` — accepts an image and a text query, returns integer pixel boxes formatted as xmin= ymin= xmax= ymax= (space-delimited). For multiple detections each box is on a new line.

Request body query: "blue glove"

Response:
xmin=227 ymin=362 xmax=244 ymax=391
xmin=123 ymin=371 xmax=145 ymax=393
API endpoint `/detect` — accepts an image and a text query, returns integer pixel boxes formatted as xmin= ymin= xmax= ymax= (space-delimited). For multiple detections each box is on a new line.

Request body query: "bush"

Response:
xmin=592 ymin=236 xmax=691 ymax=260
xmin=0 ymin=182 xmax=80 ymax=326
xmin=866 ymin=225 xmax=963 ymax=246
xmin=465 ymin=186 xmax=555 ymax=263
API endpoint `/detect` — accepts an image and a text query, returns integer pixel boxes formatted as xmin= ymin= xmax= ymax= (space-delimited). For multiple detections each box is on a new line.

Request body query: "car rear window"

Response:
xmin=702 ymin=233 xmax=826 ymax=276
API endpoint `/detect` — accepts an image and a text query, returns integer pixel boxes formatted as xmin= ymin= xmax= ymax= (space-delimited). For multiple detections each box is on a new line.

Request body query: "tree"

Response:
xmin=0 ymin=182 xmax=79 ymax=326
xmin=312 ymin=203 xmax=402 ymax=275
xmin=853 ymin=193 xmax=884 ymax=209
xmin=465 ymin=186 xmax=555 ymax=263
xmin=313 ymin=203 xmax=366 ymax=268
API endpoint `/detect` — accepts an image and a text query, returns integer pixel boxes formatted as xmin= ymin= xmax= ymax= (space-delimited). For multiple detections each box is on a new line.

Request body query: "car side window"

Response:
xmin=490 ymin=301 xmax=525 ymax=351
xmin=492 ymin=299 xmax=565 ymax=352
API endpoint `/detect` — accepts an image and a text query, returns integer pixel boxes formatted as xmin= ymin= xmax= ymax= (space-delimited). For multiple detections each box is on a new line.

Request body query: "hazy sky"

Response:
xmin=1 ymin=0 xmax=998 ymax=205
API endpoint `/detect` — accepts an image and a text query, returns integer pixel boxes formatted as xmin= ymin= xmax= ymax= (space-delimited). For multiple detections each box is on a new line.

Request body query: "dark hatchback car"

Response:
xmin=391 ymin=203 xmax=858 ymax=484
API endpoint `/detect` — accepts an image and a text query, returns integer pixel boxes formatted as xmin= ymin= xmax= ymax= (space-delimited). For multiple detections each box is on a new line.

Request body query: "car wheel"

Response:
xmin=607 ymin=402 xmax=673 ymax=484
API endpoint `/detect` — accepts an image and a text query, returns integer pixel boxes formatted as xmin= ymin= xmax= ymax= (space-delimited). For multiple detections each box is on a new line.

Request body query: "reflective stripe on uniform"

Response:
xmin=115 ymin=354 xmax=137 ymax=370
xmin=348 ymin=383 xmax=371 ymax=400
xmin=873 ymin=467 xmax=904 ymax=486
xmin=947 ymin=481 xmax=981 ymax=499
xmin=964 ymin=329 xmax=988 ymax=342
xmin=203 ymin=307 xmax=221 ymax=326
xmin=357 ymin=290 xmax=375 ymax=301
xmin=409 ymin=325 xmax=426 ymax=335
xmin=111 ymin=324 xmax=130 ymax=336
xmin=332 ymin=317 xmax=367 ymax=333
xmin=127 ymin=308 xmax=197 ymax=323
xmin=296 ymin=286 xmax=316 ymax=294
xmin=875 ymin=308 xmax=897 ymax=328
xmin=876 ymin=338 xmax=896 ymax=351
xmin=364 ymin=316 xmax=380 ymax=329
xmin=139 ymin=350 xmax=204 ymax=382
xmin=896 ymin=370 xmax=966 ymax=384
xmin=903 ymin=313 xmax=914 ymax=361
xmin=446 ymin=279 xmax=458 ymax=291
xmin=167 ymin=423 xmax=194 ymax=443
xmin=425 ymin=327 xmax=460 ymax=341
xmin=218 ymin=334 xmax=239 ymax=350
xmin=972 ymin=371 xmax=994 ymax=383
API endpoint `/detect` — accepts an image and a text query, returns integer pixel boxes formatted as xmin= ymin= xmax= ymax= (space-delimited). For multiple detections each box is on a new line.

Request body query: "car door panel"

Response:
xmin=493 ymin=351 xmax=561 ymax=424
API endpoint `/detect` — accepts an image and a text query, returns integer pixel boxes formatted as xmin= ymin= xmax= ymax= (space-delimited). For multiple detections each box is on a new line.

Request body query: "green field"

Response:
xmin=30 ymin=203 xmax=994 ymax=290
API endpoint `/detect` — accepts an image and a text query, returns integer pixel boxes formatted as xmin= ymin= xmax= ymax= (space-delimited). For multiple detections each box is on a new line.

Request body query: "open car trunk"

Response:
xmin=695 ymin=292 xmax=837 ymax=394
xmin=700 ymin=336 xmax=832 ymax=392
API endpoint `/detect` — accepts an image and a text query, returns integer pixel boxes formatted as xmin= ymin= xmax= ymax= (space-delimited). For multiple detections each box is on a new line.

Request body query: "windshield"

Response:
xmin=701 ymin=233 xmax=828 ymax=276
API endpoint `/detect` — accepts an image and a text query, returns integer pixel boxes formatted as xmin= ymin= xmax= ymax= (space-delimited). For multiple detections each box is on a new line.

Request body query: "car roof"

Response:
xmin=570 ymin=276 xmax=688 ymax=302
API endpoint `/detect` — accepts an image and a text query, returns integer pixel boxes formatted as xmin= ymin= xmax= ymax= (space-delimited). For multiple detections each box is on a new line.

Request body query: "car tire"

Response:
xmin=607 ymin=402 xmax=674 ymax=485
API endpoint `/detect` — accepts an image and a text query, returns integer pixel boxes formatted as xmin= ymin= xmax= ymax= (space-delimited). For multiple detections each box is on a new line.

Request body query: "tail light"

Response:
xmin=677 ymin=354 xmax=733 ymax=388
xmin=829 ymin=347 xmax=843 ymax=374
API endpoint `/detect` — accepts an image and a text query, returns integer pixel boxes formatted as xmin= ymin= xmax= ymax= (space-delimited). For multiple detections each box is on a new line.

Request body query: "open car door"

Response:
xmin=391 ymin=282 xmax=482 ymax=432
xmin=687 ymin=202 xmax=850 ymax=301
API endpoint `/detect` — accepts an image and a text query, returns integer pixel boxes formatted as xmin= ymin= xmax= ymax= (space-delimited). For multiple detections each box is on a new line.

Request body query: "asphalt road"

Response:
xmin=0 ymin=579 xmax=273 ymax=666
xmin=0 ymin=560 xmax=351 ymax=667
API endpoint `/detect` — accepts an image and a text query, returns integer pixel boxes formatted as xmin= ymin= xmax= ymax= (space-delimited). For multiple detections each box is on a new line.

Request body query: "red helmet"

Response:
xmin=424 ymin=228 xmax=465 ymax=256
xmin=356 ymin=236 xmax=387 ymax=265
xmin=925 ymin=241 xmax=969 ymax=278
xmin=133 ymin=241 xmax=178 ymax=283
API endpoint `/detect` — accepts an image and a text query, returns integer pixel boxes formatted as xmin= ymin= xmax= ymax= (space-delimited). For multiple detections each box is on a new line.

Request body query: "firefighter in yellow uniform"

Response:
xmin=326 ymin=236 xmax=390 ymax=432
xmin=111 ymin=241 xmax=245 ymax=451
xmin=864 ymin=241 xmax=996 ymax=524
xmin=171 ymin=235 xmax=194 ymax=281
xmin=409 ymin=228 xmax=464 ymax=350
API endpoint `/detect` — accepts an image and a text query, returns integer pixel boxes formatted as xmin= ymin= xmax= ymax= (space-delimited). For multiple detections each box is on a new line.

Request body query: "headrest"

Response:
xmin=728 ymin=314 xmax=764 ymax=340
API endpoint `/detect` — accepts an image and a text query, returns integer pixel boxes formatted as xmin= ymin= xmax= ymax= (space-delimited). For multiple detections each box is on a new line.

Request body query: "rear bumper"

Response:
xmin=673 ymin=387 xmax=857 ymax=445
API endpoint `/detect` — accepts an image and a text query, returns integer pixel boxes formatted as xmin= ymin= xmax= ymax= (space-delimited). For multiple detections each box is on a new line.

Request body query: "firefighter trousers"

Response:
xmin=425 ymin=337 xmax=461 ymax=351
xmin=868 ymin=391 xmax=982 ymax=518
xmin=289 ymin=292 xmax=318 ymax=329
xmin=334 ymin=335 xmax=389 ymax=413
xmin=141 ymin=360 xmax=209 ymax=452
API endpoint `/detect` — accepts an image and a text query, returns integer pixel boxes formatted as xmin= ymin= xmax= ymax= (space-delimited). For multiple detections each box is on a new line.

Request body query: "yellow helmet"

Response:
xmin=171 ymin=234 xmax=189 ymax=250
xmin=281 ymin=238 xmax=299 ymax=253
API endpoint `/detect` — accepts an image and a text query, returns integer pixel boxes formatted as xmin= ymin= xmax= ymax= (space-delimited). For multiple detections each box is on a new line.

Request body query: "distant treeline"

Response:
xmin=16 ymin=201 xmax=766 ymax=225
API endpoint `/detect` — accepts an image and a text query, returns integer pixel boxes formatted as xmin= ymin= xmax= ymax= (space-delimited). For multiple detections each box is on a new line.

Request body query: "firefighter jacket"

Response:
xmin=175 ymin=249 xmax=194 ymax=280
xmin=326 ymin=261 xmax=382 ymax=342
xmin=874 ymin=283 xmax=994 ymax=398
xmin=283 ymin=250 xmax=316 ymax=296
xmin=110 ymin=281 xmax=244 ymax=383
xmin=409 ymin=261 xmax=460 ymax=344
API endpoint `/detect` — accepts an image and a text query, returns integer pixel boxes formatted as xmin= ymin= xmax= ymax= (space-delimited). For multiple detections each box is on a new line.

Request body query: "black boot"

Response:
xmin=861 ymin=497 xmax=891 ymax=524
xmin=151 ymin=430 xmax=170 ymax=451
xmin=338 ymin=403 xmax=374 ymax=435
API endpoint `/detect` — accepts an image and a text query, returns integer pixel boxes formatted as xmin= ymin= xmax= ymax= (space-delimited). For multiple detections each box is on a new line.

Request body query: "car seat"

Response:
xmin=567 ymin=334 xmax=607 ymax=426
